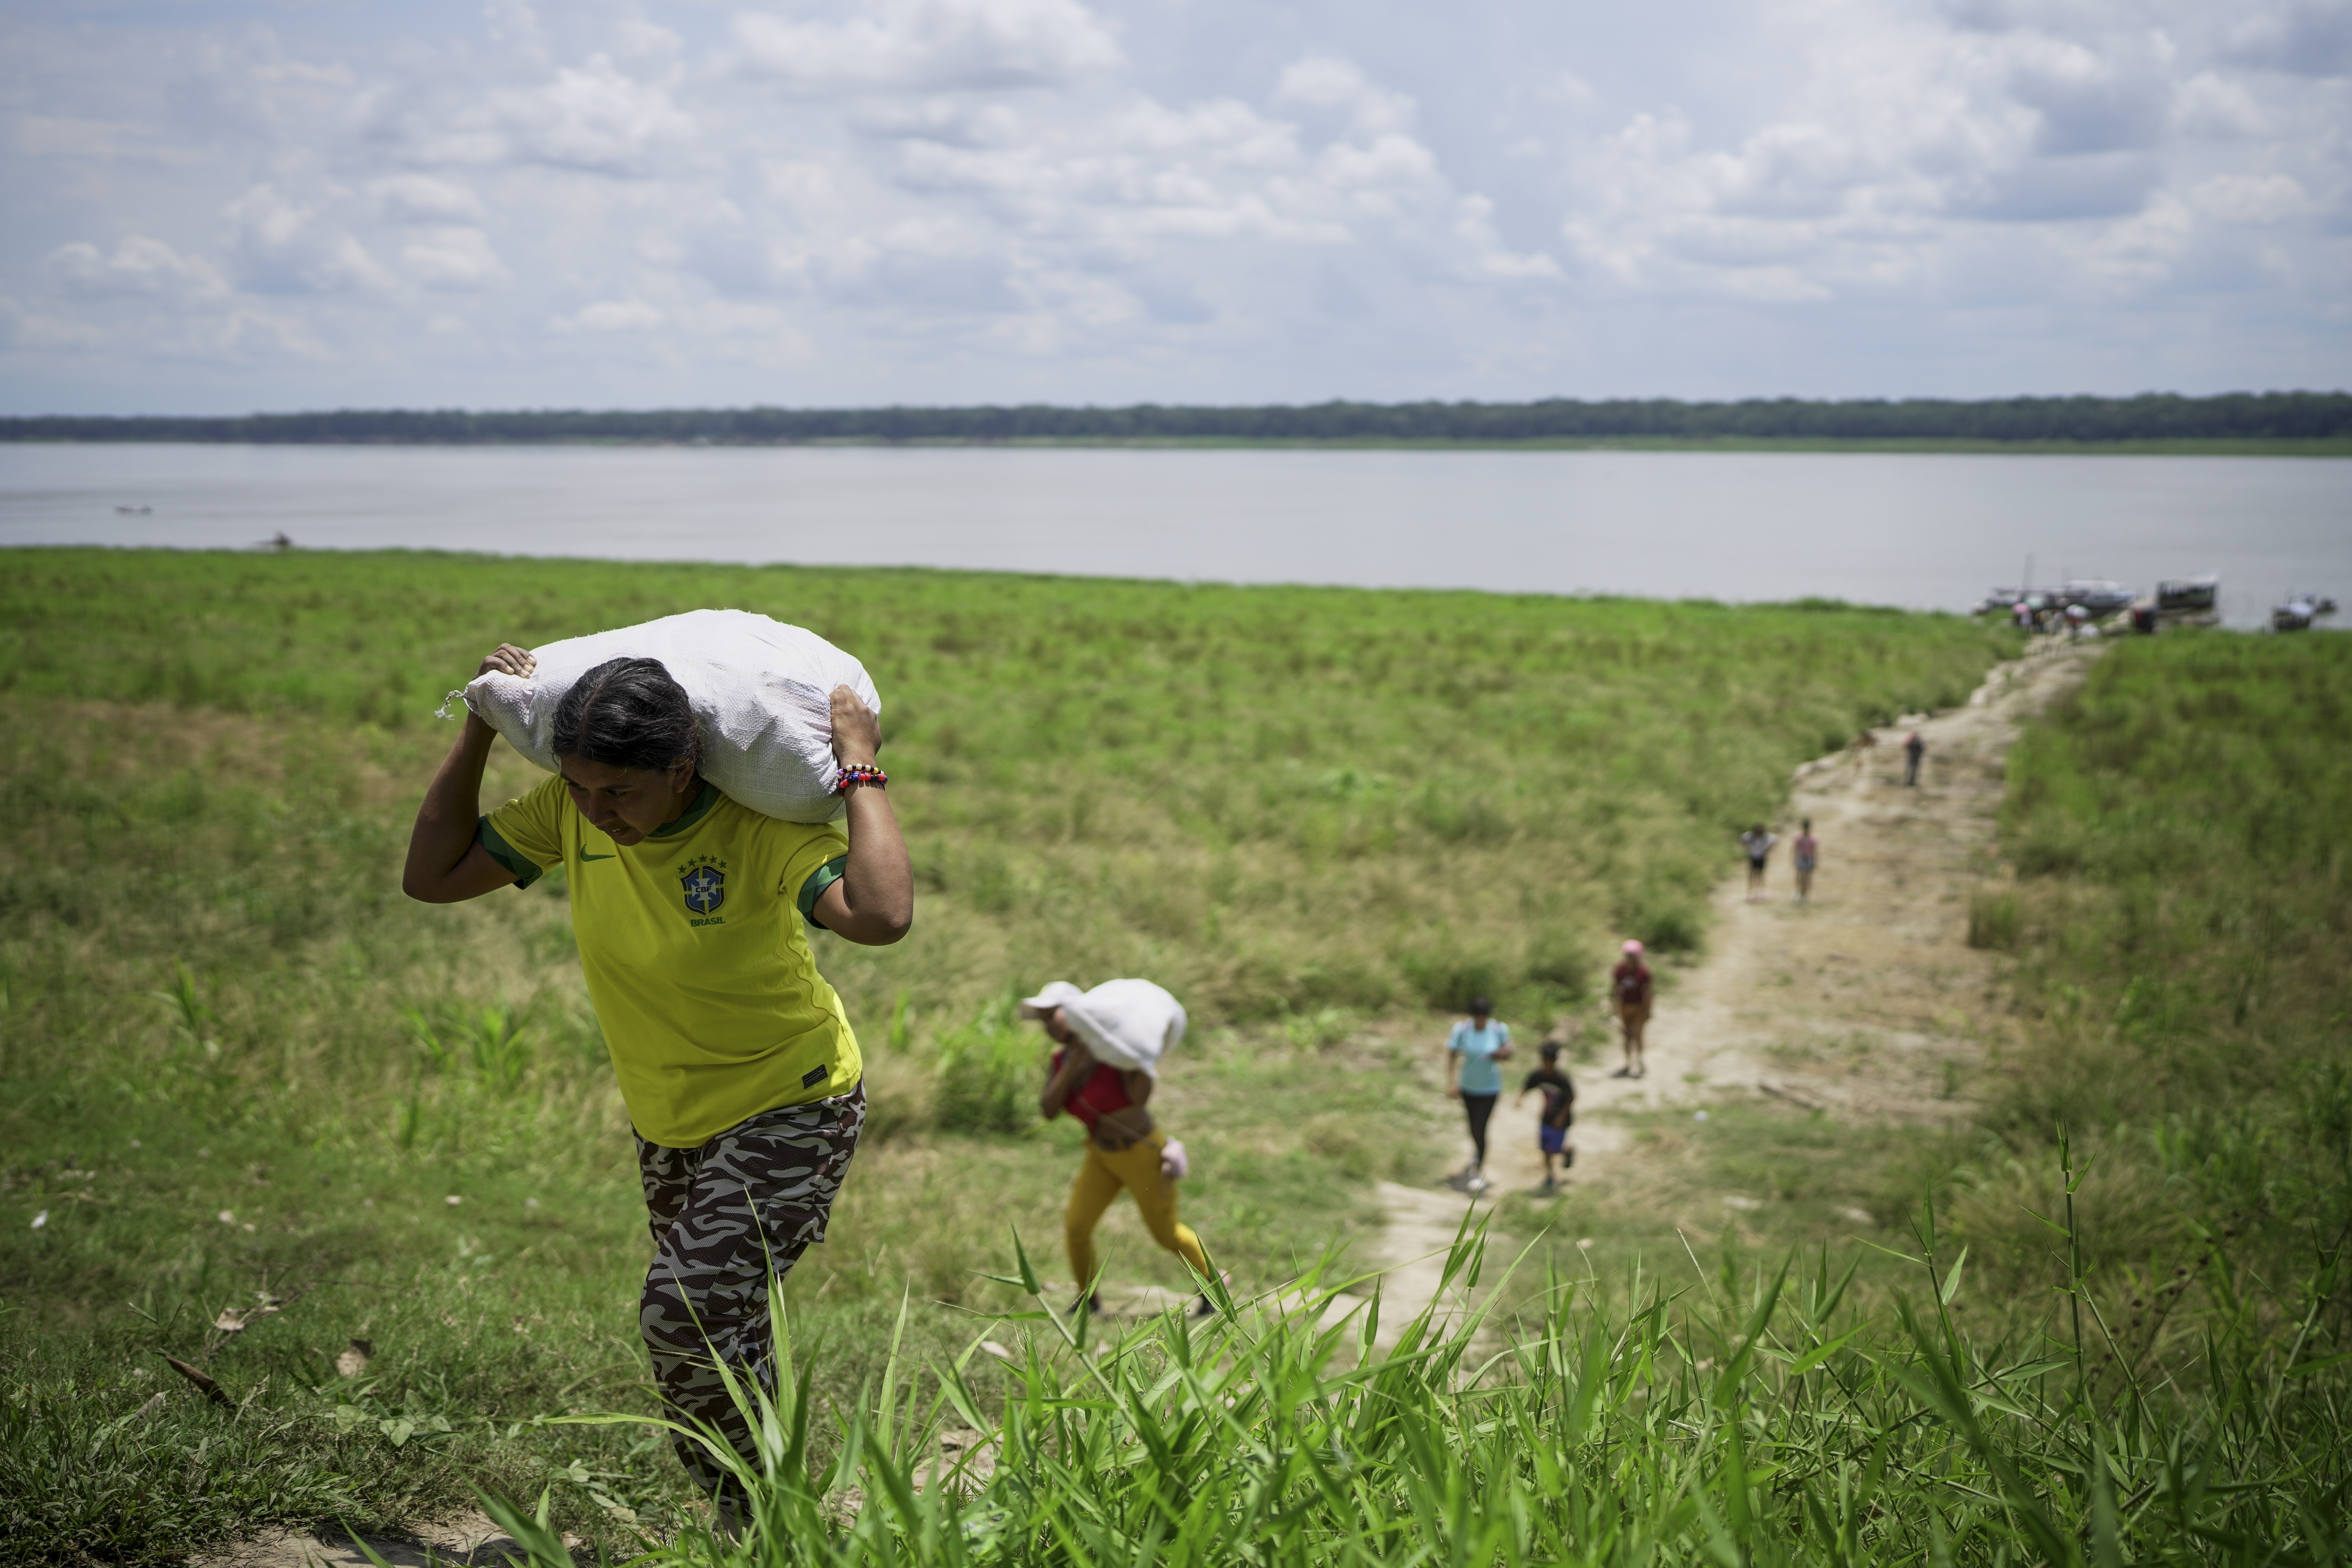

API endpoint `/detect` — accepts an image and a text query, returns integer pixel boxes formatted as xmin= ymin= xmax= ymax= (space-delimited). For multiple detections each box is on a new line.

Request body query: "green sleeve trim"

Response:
xmin=797 ymin=855 xmax=849 ymax=930
xmin=476 ymin=816 xmax=544 ymax=891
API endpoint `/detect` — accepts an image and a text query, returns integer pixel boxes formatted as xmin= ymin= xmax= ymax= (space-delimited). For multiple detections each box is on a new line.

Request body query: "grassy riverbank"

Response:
xmin=4 ymin=545 xmax=2333 ymax=1561
xmin=556 ymin=631 xmax=2349 ymax=1568
xmin=1959 ymin=632 xmax=2352 ymax=1321
xmin=8 ymin=552 xmax=2347 ymax=1565
xmin=0 ymin=549 xmax=2010 ymax=1560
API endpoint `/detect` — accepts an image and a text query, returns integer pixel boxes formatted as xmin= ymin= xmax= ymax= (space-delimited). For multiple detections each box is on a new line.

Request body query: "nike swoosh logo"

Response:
xmin=580 ymin=853 xmax=615 ymax=861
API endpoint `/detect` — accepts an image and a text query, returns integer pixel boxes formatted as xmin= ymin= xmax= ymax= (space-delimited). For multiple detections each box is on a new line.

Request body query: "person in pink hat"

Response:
xmin=1610 ymin=940 xmax=1653 ymax=1079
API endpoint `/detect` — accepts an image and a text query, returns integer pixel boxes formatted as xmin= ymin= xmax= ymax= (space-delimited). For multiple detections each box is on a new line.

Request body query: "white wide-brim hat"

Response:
xmin=1018 ymin=980 xmax=1086 ymax=1020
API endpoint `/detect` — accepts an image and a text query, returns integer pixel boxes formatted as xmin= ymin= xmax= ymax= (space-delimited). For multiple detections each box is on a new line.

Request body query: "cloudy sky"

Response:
xmin=3 ymin=0 xmax=2346 ymax=414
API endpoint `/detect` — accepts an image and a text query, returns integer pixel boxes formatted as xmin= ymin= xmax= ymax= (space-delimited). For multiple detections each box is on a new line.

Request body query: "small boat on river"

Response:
xmin=2132 ymin=574 xmax=2222 ymax=632
xmin=2156 ymin=576 xmax=2218 ymax=617
xmin=2272 ymin=594 xmax=2337 ymax=632
xmin=1975 ymin=579 xmax=2139 ymax=623
xmin=2056 ymin=580 xmax=2136 ymax=618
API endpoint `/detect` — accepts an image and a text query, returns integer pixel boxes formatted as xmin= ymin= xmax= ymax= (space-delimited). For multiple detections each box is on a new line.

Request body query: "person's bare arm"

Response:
xmin=402 ymin=645 xmax=533 ymax=905
xmin=1040 ymin=1044 xmax=1091 ymax=1121
xmin=810 ymin=685 xmax=914 ymax=946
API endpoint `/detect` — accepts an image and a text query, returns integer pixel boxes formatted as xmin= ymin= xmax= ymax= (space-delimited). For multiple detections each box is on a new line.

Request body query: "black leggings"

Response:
xmin=1462 ymin=1092 xmax=1498 ymax=1165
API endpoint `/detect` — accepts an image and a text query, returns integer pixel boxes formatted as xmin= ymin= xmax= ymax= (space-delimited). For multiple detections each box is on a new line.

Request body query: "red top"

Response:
xmin=1612 ymin=960 xmax=1653 ymax=1006
xmin=1049 ymin=1048 xmax=1133 ymax=1130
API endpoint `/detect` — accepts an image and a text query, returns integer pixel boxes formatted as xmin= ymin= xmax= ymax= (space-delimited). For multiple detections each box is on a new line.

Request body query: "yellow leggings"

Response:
xmin=1065 ymin=1130 xmax=1209 ymax=1292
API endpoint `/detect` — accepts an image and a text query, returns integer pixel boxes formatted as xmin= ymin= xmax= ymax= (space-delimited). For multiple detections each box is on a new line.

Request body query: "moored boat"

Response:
xmin=2272 ymin=594 xmax=2336 ymax=632
xmin=2156 ymin=576 xmax=2219 ymax=616
xmin=2056 ymin=579 xmax=2136 ymax=618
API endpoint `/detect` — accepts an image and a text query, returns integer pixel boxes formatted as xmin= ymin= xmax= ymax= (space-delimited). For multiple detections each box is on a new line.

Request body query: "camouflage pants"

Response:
xmin=637 ymin=1083 xmax=865 ymax=1496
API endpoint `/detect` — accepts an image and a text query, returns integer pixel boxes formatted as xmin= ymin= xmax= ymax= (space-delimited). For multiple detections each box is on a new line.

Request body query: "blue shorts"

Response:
xmin=1539 ymin=1124 xmax=1566 ymax=1154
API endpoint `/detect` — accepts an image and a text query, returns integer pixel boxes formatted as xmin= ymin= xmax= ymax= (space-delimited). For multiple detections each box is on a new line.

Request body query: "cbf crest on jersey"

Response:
xmin=680 ymin=862 xmax=726 ymax=916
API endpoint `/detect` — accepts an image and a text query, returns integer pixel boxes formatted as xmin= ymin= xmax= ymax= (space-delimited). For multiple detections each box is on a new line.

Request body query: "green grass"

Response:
xmin=571 ymin=631 xmax=2347 ymax=1568
xmin=0 ymin=549 xmax=2010 ymax=1561
xmin=5 ymin=549 xmax=2345 ymax=1564
xmin=462 ymin=1202 xmax=2352 ymax=1568
xmin=1950 ymin=632 xmax=2352 ymax=1311
xmin=0 ymin=547 xmax=2015 ymax=1023
xmin=0 ymin=697 xmax=1447 ymax=1560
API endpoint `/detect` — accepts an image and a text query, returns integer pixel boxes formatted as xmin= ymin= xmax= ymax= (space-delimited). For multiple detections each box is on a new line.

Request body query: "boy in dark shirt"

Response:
xmin=1515 ymin=1042 xmax=1576 ymax=1191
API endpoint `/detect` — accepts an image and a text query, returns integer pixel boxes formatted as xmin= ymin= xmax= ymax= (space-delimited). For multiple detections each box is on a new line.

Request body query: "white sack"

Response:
xmin=461 ymin=608 xmax=879 ymax=824
xmin=1021 ymin=979 xmax=1187 ymax=1078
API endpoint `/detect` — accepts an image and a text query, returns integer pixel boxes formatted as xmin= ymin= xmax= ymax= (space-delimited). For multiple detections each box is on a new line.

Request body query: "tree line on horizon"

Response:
xmin=4 ymin=391 xmax=2347 ymax=445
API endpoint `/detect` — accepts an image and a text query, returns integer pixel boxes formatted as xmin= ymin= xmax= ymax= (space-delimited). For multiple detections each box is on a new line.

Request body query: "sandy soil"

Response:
xmin=1367 ymin=642 xmax=2097 ymax=1322
xmin=194 ymin=1512 xmax=548 ymax=1568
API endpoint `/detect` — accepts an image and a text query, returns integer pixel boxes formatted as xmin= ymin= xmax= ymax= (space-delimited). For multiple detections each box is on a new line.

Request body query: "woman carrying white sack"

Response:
xmin=403 ymin=642 xmax=911 ymax=1516
xmin=1026 ymin=979 xmax=1218 ymax=1316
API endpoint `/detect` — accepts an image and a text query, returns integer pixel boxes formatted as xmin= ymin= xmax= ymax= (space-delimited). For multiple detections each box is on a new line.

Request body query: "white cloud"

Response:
xmin=2172 ymin=72 xmax=2265 ymax=138
xmin=1274 ymin=56 xmax=1417 ymax=138
xmin=2004 ymin=34 xmax=2174 ymax=155
xmin=850 ymin=97 xmax=1024 ymax=145
xmin=373 ymin=175 xmax=489 ymax=224
xmin=0 ymin=0 xmax=2343 ymax=407
xmin=2070 ymin=189 xmax=2196 ymax=285
xmin=44 ymin=237 xmax=230 ymax=301
xmin=2227 ymin=0 xmax=2352 ymax=77
xmin=378 ymin=53 xmax=698 ymax=175
xmin=23 ymin=227 xmax=330 ymax=363
xmin=730 ymin=0 xmax=1122 ymax=95
xmin=222 ymin=185 xmax=390 ymax=294
xmin=561 ymin=298 xmax=665 ymax=331
xmin=2190 ymin=172 xmax=2314 ymax=223
xmin=404 ymin=228 xmax=512 ymax=290
xmin=1548 ymin=0 xmax=2350 ymax=309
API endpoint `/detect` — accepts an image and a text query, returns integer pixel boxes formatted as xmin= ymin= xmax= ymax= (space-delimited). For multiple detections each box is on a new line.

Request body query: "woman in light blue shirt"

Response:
xmin=1446 ymin=998 xmax=1513 ymax=1191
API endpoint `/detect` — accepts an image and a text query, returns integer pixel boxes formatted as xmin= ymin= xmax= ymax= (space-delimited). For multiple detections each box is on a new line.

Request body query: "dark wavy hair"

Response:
xmin=550 ymin=657 xmax=702 ymax=773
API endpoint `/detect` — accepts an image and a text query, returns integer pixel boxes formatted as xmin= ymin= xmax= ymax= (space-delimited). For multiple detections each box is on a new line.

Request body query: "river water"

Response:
xmin=2 ymin=442 xmax=2344 ymax=627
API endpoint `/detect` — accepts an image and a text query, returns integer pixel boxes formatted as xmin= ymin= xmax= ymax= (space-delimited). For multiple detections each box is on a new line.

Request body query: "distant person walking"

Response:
xmin=1793 ymin=818 xmax=1820 ymax=904
xmin=1446 ymin=999 xmax=1512 ymax=1192
xmin=1740 ymin=823 xmax=1777 ymax=901
xmin=1515 ymin=1043 xmax=1576 ymax=1191
xmin=1903 ymin=731 xmax=1926 ymax=786
xmin=1611 ymin=940 xmax=1653 ymax=1079
xmin=1026 ymin=979 xmax=1219 ymax=1317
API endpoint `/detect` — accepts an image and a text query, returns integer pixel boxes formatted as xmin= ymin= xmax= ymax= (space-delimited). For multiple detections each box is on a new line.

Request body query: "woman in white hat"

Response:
xmin=1024 ymin=979 xmax=1216 ymax=1315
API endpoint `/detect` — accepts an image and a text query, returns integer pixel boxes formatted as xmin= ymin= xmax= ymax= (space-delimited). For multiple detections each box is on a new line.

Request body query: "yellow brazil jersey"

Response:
xmin=476 ymin=776 xmax=860 ymax=1148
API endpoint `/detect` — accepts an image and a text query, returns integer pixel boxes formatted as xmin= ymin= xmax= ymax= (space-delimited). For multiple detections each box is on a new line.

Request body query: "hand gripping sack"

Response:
xmin=457 ymin=609 xmax=879 ymax=824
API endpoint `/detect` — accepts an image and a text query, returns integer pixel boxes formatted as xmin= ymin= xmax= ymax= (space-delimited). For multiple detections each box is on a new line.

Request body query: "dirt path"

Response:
xmin=1363 ymin=643 xmax=2096 ymax=1330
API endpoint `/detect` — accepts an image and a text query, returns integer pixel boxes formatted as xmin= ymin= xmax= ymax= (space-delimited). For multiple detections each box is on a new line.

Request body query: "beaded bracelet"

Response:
xmin=836 ymin=763 xmax=888 ymax=792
